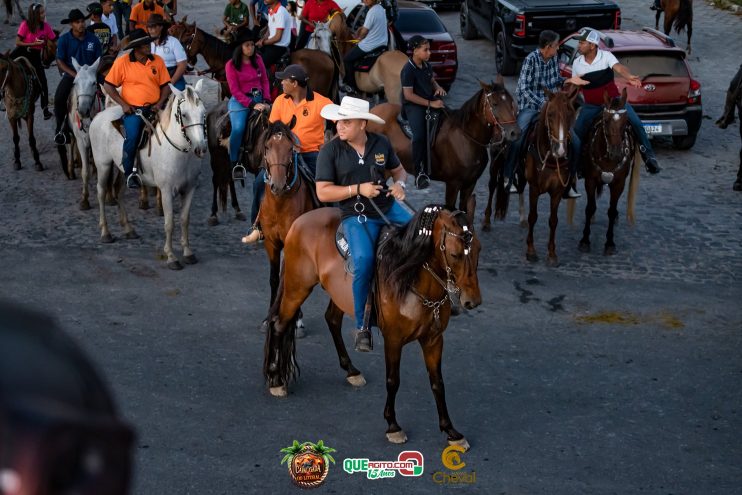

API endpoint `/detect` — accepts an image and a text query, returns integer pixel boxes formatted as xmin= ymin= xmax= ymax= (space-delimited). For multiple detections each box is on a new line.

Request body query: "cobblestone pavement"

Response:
xmin=0 ymin=1 xmax=740 ymax=494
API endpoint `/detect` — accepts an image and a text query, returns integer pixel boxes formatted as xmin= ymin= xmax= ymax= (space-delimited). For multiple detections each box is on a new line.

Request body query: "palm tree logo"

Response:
xmin=281 ymin=440 xmax=336 ymax=488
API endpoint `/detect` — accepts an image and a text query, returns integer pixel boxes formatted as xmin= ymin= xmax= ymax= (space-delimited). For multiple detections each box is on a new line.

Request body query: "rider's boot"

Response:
xmin=354 ymin=328 xmax=372 ymax=352
xmin=241 ymin=223 xmax=263 ymax=244
xmin=639 ymin=145 xmax=662 ymax=174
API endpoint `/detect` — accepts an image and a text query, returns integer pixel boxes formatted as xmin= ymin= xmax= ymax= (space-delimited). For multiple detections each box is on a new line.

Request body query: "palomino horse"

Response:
xmin=64 ymin=58 xmax=104 ymax=209
xmin=0 ymin=53 xmax=43 ymax=171
xmin=263 ymin=201 xmax=482 ymax=448
xmin=655 ymin=0 xmax=693 ymax=54
xmin=327 ymin=12 xmax=407 ymax=104
xmin=171 ymin=19 xmax=338 ymax=101
xmin=567 ymin=89 xmax=641 ymax=255
xmin=524 ymin=86 xmax=580 ymax=266
xmin=89 ymin=85 xmax=207 ymax=270
xmin=367 ymin=79 xmax=519 ymax=213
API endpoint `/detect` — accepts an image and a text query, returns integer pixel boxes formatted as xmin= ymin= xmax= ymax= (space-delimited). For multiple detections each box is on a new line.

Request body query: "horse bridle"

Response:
xmin=263 ymin=132 xmax=299 ymax=192
xmin=483 ymin=90 xmax=516 ymax=146
xmin=181 ymin=30 xmax=198 ymax=59
xmin=160 ymin=97 xmax=206 ymax=153
xmin=590 ymin=107 xmax=631 ymax=170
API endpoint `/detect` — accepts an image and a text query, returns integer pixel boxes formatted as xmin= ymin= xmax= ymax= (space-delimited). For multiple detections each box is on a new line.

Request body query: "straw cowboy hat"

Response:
xmin=320 ymin=96 xmax=385 ymax=125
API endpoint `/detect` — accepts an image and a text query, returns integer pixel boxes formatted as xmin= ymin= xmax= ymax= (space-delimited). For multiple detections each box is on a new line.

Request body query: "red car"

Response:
xmin=558 ymin=27 xmax=702 ymax=149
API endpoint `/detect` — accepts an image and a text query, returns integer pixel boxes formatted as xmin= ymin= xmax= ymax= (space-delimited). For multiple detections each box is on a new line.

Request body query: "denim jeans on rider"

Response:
xmin=122 ymin=108 xmax=151 ymax=175
xmin=341 ymin=201 xmax=413 ymax=329
xmin=403 ymin=103 xmax=430 ymax=176
xmin=228 ymin=96 xmax=251 ymax=163
xmin=504 ymin=108 xmax=539 ymax=182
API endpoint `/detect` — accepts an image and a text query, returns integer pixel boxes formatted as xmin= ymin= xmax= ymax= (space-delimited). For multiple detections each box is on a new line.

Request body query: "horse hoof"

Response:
xmin=386 ymin=430 xmax=408 ymax=444
xmin=546 ymin=257 xmax=560 ymax=268
xmin=526 ymin=252 xmax=539 ymax=262
xmin=183 ymin=254 xmax=198 ymax=265
xmin=260 ymin=319 xmax=269 ymax=334
xmin=207 ymin=216 xmax=219 ymax=226
xmin=124 ymin=230 xmax=140 ymax=240
xmin=138 ymin=201 xmax=150 ymax=210
xmin=34 ymin=162 xmax=43 ymax=172
xmin=167 ymin=260 xmax=184 ymax=270
xmin=578 ymin=242 xmax=590 ymax=253
xmin=100 ymin=233 xmax=115 ymax=244
xmin=295 ymin=324 xmax=306 ymax=339
xmin=448 ymin=437 xmax=471 ymax=452
xmin=604 ymin=246 xmax=616 ymax=256
xmin=346 ymin=373 xmax=366 ymax=388
xmin=13 ymin=162 xmax=21 ymax=171
xmin=481 ymin=222 xmax=491 ymax=232
xmin=235 ymin=211 xmax=247 ymax=221
xmin=79 ymin=199 xmax=91 ymax=211
xmin=269 ymin=385 xmax=288 ymax=397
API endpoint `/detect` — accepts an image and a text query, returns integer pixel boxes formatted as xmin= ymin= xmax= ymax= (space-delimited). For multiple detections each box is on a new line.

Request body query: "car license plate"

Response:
xmin=643 ymin=124 xmax=662 ymax=135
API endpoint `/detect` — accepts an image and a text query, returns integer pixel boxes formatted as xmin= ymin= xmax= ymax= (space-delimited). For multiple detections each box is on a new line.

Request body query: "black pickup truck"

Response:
xmin=460 ymin=0 xmax=621 ymax=75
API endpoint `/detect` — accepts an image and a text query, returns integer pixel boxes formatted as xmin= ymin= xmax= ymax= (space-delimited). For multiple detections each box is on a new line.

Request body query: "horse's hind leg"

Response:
xmin=10 ymin=119 xmax=21 ymax=170
xmin=605 ymin=180 xmax=626 ymax=256
xmin=160 ymin=190 xmax=180 ymax=269
xmin=79 ymin=140 xmax=91 ymax=210
xmin=97 ymin=163 xmax=114 ymax=243
xmin=208 ymin=181 xmax=219 ymax=226
xmin=655 ymin=10 xmax=661 ymax=30
xmin=325 ymin=301 xmax=364 ymax=387
xmin=230 ymin=179 xmax=246 ymax=221
xmin=138 ymin=185 xmax=150 ymax=210
xmin=579 ymin=179 xmax=597 ymax=252
xmin=180 ymin=187 xmax=198 ymax=265
xmin=26 ymin=115 xmax=42 ymax=170
xmin=546 ymin=191 xmax=561 ymax=267
xmin=419 ymin=334 xmax=468 ymax=449
xmin=526 ymin=180 xmax=539 ymax=262
xmin=686 ymin=23 xmax=692 ymax=55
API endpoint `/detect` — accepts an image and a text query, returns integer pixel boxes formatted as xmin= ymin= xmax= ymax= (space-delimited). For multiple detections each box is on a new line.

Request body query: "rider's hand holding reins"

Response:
xmin=387 ymin=181 xmax=406 ymax=201
xmin=429 ymin=99 xmax=445 ymax=109
xmin=359 ymin=182 xmax=383 ymax=198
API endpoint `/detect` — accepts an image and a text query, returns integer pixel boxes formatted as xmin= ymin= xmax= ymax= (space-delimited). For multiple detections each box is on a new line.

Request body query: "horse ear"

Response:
xmin=289 ymin=114 xmax=297 ymax=130
xmin=181 ymin=15 xmax=188 ymax=23
xmin=465 ymin=194 xmax=476 ymax=227
xmin=603 ymin=89 xmax=610 ymax=107
xmin=169 ymin=83 xmax=183 ymax=97
xmin=495 ymin=73 xmax=504 ymax=87
xmin=90 ymin=57 xmax=100 ymax=72
xmin=71 ymin=57 xmax=81 ymax=73
xmin=478 ymin=79 xmax=488 ymax=90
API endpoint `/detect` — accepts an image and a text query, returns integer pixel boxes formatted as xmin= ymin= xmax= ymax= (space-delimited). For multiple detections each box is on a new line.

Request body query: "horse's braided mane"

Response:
xmin=377 ymin=204 xmax=450 ymax=302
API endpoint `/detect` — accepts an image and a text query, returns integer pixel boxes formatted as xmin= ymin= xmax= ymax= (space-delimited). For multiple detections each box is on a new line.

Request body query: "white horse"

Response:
xmin=305 ymin=21 xmax=333 ymax=57
xmin=67 ymin=57 xmax=102 ymax=210
xmin=89 ymin=85 xmax=208 ymax=270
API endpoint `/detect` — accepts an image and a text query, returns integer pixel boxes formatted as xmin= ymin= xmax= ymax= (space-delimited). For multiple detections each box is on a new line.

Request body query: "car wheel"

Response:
xmin=460 ymin=2 xmax=479 ymax=40
xmin=672 ymin=134 xmax=696 ymax=150
xmin=495 ymin=31 xmax=516 ymax=76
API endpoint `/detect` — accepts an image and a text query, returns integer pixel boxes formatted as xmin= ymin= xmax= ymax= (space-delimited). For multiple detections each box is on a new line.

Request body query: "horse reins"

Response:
xmin=263 ymin=132 xmax=300 ymax=193
xmin=589 ymin=108 xmax=632 ymax=172
xmin=157 ymin=97 xmax=206 ymax=153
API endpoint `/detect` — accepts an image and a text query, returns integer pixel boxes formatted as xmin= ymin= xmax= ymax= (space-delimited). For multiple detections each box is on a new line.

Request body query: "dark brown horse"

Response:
xmin=263 ymin=201 xmax=482 ymax=449
xmin=655 ymin=0 xmax=693 ymax=54
xmin=367 ymin=78 xmax=519 ymax=214
xmin=0 ymin=53 xmax=43 ymax=171
xmin=716 ymin=63 xmax=742 ymax=191
xmin=567 ymin=89 xmax=641 ymax=255
xmin=523 ymin=86 xmax=580 ymax=266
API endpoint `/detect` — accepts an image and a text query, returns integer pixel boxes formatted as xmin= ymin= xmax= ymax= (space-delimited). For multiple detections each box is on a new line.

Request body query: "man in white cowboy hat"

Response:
xmin=316 ymin=96 xmax=411 ymax=352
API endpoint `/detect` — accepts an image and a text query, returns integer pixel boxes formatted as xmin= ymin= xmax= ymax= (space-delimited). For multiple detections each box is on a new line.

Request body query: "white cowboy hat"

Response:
xmin=320 ymin=96 xmax=385 ymax=125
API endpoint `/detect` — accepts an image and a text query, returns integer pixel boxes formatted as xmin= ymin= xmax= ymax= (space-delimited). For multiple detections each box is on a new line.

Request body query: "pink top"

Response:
xmin=225 ymin=56 xmax=271 ymax=108
xmin=17 ymin=21 xmax=56 ymax=51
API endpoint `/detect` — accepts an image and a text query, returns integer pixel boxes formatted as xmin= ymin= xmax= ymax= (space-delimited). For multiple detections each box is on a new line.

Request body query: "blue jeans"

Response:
xmin=168 ymin=67 xmax=186 ymax=91
xmin=114 ymin=1 xmax=132 ymax=37
xmin=504 ymin=108 xmax=539 ymax=181
xmin=341 ymin=201 xmax=413 ymax=329
xmin=300 ymin=151 xmax=318 ymax=176
xmin=122 ymin=109 xmax=150 ymax=175
xmin=251 ymin=169 xmax=266 ymax=225
xmin=228 ymin=97 xmax=251 ymax=163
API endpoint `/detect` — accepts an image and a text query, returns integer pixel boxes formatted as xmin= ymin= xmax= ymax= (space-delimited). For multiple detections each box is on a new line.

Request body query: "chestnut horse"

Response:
xmin=327 ymin=11 xmax=407 ymax=104
xmin=655 ymin=0 xmax=693 ymax=54
xmin=523 ymin=86 xmax=580 ymax=266
xmin=567 ymin=89 xmax=641 ymax=255
xmin=0 ymin=53 xmax=43 ymax=171
xmin=263 ymin=201 xmax=482 ymax=448
xmin=367 ymin=79 xmax=519 ymax=213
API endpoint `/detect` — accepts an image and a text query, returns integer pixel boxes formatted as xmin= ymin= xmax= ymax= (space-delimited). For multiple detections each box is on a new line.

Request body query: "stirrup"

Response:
xmin=126 ymin=172 xmax=142 ymax=189
xmin=232 ymin=163 xmax=247 ymax=181
xmin=354 ymin=328 xmax=373 ymax=352
xmin=415 ymin=173 xmax=430 ymax=190
xmin=54 ymin=131 xmax=68 ymax=146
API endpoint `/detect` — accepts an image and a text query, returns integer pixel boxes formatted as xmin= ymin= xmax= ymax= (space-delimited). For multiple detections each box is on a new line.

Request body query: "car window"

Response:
xmin=615 ymin=51 xmax=688 ymax=78
xmin=558 ymin=38 xmax=579 ymax=66
xmin=395 ymin=10 xmax=446 ymax=33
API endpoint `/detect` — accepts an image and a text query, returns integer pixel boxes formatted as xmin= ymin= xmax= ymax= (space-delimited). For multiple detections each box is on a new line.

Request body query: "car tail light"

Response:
xmin=514 ymin=14 xmax=526 ymax=37
xmin=614 ymin=11 xmax=621 ymax=29
xmin=688 ymin=79 xmax=701 ymax=105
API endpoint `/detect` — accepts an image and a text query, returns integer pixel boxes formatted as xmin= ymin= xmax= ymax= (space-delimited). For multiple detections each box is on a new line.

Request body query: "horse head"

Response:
xmin=542 ymin=85 xmax=580 ymax=159
xmin=172 ymin=19 xmax=199 ymax=64
xmin=601 ymin=88 xmax=630 ymax=163
xmin=327 ymin=11 xmax=350 ymax=42
xmin=71 ymin=57 xmax=100 ymax=118
xmin=41 ymin=31 xmax=59 ymax=68
xmin=167 ymin=85 xmax=207 ymax=157
xmin=261 ymin=121 xmax=297 ymax=196
xmin=481 ymin=76 xmax=519 ymax=143
xmin=308 ymin=22 xmax=333 ymax=55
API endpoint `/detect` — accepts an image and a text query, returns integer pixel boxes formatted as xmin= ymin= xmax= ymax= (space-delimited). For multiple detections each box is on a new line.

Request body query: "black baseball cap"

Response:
xmin=275 ymin=64 xmax=308 ymax=83
xmin=61 ymin=8 xmax=91 ymax=24
xmin=86 ymin=2 xmax=103 ymax=15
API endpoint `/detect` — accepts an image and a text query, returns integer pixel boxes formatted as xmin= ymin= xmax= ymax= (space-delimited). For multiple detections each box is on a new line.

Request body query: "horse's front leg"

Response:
xmin=138 ymin=184 xmax=150 ymax=210
xmin=265 ymin=240 xmax=282 ymax=307
xmin=208 ymin=180 xmax=219 ymax=226
xmin=180 ymin=187 xmax=198 ymax=265
xmin=686 ymin=24 xmax=692 ymax=55
xmin=655 ymin=10 xmax=661 ymax=30
xmin=482 ymin=163 xmax=497 ymax=231
xmin=26 ymin=114 xmax=42 ymax=170
xmin=458 ymin=183 xmax=476 ymax=216
xmin=160 ymin=190 xmax=180 ymax=269
xmin=97 ymin=163 xmax=114 ymax=243
xmin=579 ymin=179 xmax=597 ymax=252
xmin=419 ymin=334 xmax=468 ymax=449
xmin=79 ymin=136 xmax=91 ymax=210
xmin=324 ymin=301 xmax=365 ymax=387
xmin=384 ymin=339 xmax=407 ymax=444
xmin=605 ymin=179 xmax=626 ymax=256
xmin=546 ymin=189 xmax=561 ymax=267
xmin=10 ymin=119 xmax=21 ymax=170
xmin=230 ymin=178 xmax=246 ymax=221
xmin=444 ymin=183 xmax=459 ymax=211
xmin=526 ymin=177 xmax=539 ymax=262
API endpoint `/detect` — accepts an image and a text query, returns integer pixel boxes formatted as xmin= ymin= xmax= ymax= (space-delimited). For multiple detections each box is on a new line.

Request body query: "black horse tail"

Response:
xmin=262 ymin=268 xmax=300 ymax=387
xmin=674 ymin=0 xmax=692 ymax=33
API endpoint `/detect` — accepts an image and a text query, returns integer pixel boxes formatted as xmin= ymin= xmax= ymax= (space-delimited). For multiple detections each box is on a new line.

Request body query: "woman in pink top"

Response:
xmin=13 ymin=3 xmax=56 ymax=119
xmin=225 ymin=30 xmax=271 ymax=180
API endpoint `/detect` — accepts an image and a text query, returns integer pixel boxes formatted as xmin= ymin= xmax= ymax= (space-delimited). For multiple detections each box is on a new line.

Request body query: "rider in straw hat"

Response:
xmin=315 ymin=96 xmax=411 ymax=352
xmin=103 ymin=28 xmax=172 ymax=189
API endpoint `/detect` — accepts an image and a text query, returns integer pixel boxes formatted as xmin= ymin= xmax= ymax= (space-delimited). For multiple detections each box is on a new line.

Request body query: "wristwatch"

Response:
xmin=395 ymin=180 xmax=406 ymax=190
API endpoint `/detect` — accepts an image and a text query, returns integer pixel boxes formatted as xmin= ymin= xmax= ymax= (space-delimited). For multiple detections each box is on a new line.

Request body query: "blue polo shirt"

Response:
xmin=56 ymin=31 xmax=102 ymax=77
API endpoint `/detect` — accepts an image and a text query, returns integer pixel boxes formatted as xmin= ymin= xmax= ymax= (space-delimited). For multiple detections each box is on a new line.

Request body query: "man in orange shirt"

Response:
xmin=243 ymin=64 xmax=331 ymax=243
xmin=104 ymin=28 xmax=172 ymax=188
xmin=129 ymin=0 xmax=168 ymax=32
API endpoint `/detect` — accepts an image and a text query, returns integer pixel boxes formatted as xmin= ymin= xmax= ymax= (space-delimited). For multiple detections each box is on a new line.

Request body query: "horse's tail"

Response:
xmin=218 ymin=182 xmax=228 ymax=213
xmin=674 ymin=0 xmax=693 ymax=33
xmin=626 ymin=148 xmax=641 ymax=225
xmin=262 ymin=264 xmax=300 ymax=386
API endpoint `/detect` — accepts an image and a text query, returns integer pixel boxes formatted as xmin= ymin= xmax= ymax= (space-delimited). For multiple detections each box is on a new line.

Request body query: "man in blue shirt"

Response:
xmin=54 ymin=8 xmax=102 ymax=177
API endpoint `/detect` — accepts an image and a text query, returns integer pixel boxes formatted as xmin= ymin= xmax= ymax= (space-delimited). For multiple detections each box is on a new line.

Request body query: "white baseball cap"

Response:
xmin=578 ymin=30 xmax=601 ymax=45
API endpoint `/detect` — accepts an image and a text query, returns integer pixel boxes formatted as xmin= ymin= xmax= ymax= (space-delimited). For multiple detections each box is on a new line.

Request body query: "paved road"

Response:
xmin=0 ymin=1 xmax=740 ymax=494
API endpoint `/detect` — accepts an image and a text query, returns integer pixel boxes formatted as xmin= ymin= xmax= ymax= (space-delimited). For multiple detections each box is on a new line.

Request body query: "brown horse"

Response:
xmin=523 ymin=86 xmax=580 ymax=266
xmin=263 ymin=201 xmax=482 ymax=448
xmin=655 ymin=0 xmax=693 ymax=54
xmin=0 ymin=53 xmax=43 ymax=171
xmin=327 ymin=11 xmax=407 ymax=104
xmin=170 ymin=19 xmax=338 ymax=102
xmin=567 ymin=89 xmax=641 ymax=255
xmin=367 ymin=78 xmax=519 ymax=213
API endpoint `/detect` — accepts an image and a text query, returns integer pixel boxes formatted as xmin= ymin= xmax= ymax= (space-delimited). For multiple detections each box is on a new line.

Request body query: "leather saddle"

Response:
xmin=335 ymin=218 xmax=398 ymax=274
xmin=397 ymin=108 xmax=442 ymax=144
xmin=112 ymin=109 xmax=158 ymax=152
xmin=353 ymin=46 xmax=387 ymax=73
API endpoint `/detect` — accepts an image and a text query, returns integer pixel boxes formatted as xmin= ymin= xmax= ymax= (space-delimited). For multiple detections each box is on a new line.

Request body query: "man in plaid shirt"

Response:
xmin=505 ymin=30 xmax=586 ymax=197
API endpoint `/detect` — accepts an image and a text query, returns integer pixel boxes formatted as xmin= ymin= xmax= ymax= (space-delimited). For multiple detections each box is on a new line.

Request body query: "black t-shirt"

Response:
xmin=316 ymin=132 xmax=400 ymax=219
xmin=87 ymin=22 xmax=112 ymax=53
xmin=400 ymin=59 xmax=436 ymax=105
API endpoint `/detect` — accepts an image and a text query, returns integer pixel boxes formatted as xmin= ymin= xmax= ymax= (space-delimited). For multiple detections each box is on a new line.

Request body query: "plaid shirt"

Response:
xmin=516 ymin=49 xmax=565 ymax=112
